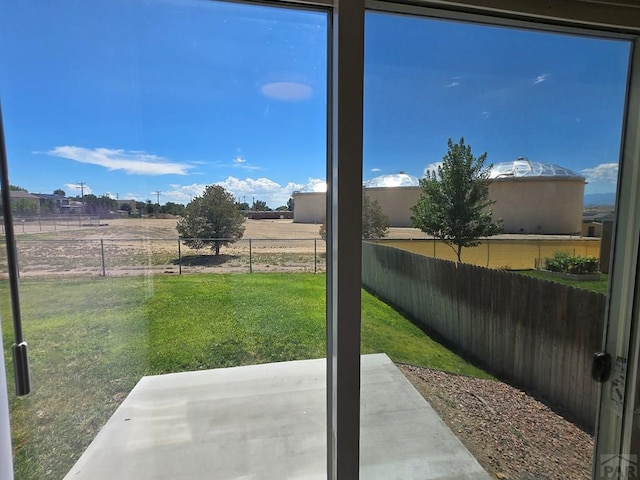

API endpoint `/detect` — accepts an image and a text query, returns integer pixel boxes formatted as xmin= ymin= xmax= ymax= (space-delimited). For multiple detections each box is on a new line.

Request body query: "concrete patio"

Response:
xmin=64 ymin=354 xmax=490 ymax=479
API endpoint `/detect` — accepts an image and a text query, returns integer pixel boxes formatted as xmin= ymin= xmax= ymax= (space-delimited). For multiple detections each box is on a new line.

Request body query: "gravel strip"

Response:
xmin=400 ymin=364 xmax=594 ymax=480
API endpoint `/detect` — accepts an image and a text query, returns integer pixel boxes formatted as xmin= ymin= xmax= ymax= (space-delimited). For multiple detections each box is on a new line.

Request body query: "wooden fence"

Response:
xmin=362 ymin=242 xmax=605 ymax=432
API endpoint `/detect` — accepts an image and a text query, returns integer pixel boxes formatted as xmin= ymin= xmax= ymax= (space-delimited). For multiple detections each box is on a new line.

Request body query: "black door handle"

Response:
xmin=592 ymin=351 xmax=612 ymax=383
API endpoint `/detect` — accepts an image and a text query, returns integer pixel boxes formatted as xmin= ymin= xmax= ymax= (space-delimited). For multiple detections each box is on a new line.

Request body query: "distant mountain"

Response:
xmin=584 ymin=192 xmax=616 ymax=206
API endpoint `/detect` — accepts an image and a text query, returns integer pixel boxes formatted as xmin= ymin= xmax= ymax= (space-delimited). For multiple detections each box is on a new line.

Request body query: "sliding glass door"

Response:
xmin=0 ymin=1 xmax=329 ymax=478
xmin=359 ymin=4 xmax=640 ymax=479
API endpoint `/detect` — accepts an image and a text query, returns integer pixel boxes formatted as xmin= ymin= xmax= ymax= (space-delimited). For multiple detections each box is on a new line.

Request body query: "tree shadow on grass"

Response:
xmin=173 ymin=254 xmax=240 ymax=266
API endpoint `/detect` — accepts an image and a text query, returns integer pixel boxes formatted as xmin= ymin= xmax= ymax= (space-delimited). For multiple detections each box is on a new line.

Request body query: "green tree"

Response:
xmin=362 ymin=193 xmax=390 ymax=239
xmin=9 ymin=185 xmax=27 ymax=191
xmin=411 ymin=137 xmax=502 ymax=263
xmin=12 ymin=199 xmax=38 ymax=215
xmin=161 ymin=202 xmax=185 ymax=216
xmin=80 ymin=194 xmax=118 ymax=216
xmin=53 ymin=188 xmax=66 ymax=196
xmin=287 ymin=197 xmax=294 ymax=211
xmin=275 ymin=205 xmax=289 ymax=211
xmin=145 ymin=200 xmax=159 ymax=215
xmin=177 ymin=185 xmax=246 ymax=255
xmin=252 ymin=199 xmax=270 ymax=211
xmin=319 ymin=192 xmax=390 ymax=240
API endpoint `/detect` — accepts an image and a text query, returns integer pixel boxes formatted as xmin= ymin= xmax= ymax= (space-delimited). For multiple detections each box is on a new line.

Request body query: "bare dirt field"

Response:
xmin=11 ymin=218 xmax=330 ymax=277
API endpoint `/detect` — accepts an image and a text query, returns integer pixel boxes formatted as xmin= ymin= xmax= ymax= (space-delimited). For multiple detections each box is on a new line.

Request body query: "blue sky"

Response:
xmin=0 ymin=1 xmax=631 ymax=207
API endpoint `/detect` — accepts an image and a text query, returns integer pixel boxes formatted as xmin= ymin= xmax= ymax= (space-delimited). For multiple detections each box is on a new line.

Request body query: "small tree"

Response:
xmin=411 ymin=137 xmax=502 ymax=262
xmin=362 ymin=194 xmax=390 ymax=239
xmin=177 ymin=185 xmax=245 ymax=255
xmin=319 ymin=192 xmax=390 ymax=240
xmin=287 ymin=197 xmax=294 ymax=211
xmin=252 ymin=199 xmax=270 ymax=211
xmin=159 ymin=202 xmax=185 ymax=216
xmin=53 ymin=188 xmax=66 ymax=197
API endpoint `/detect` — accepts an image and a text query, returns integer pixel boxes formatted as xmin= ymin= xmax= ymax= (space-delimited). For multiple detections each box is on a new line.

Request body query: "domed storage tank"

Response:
xmin=488 ymin=158 xmax=585 ymax=234
xmin=293 ymin=174 xmax=422 ymax=226
xmin=292 ymin=182 xmax=326 ymax=224
xmin=363 ymin=174 xmax=421 ymax=227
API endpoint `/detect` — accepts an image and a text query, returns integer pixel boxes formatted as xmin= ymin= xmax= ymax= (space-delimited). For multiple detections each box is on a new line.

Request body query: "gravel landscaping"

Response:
xmin=401 ymin=364 xmax=594 ymax=480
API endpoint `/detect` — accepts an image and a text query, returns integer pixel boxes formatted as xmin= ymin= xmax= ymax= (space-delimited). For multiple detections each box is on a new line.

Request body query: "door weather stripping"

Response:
xmin=0 ymin=103 xmax=30 ymax=396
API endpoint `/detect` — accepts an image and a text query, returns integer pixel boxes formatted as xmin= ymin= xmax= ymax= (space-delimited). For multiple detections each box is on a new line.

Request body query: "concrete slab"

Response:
xmin=64 ymin=354 xmax=490 ymax=479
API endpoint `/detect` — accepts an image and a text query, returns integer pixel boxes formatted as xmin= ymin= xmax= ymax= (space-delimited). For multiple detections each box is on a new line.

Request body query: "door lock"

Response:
xmin=592 ymin=351 xmax=612 ymax=383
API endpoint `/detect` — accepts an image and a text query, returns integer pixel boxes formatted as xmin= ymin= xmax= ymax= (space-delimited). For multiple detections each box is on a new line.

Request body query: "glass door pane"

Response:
xmin=361 ymin=10 xmax=630 ymax=478
xmin=0 ymin=1 xmax=328 ymax=478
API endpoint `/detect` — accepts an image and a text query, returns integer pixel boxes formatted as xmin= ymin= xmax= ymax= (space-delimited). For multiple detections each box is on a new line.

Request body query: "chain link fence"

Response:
xmin=0 ymin=215 xmax=102 ymax=234
xmin=6 ymin=237 xmax=326 ymax=277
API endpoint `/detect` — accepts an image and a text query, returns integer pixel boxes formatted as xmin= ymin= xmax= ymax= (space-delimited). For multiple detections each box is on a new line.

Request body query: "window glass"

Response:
xmin=0 ymin=1 xmax=328 ymax=478
xmin=361 ymin=11 xmax=630 ymax=478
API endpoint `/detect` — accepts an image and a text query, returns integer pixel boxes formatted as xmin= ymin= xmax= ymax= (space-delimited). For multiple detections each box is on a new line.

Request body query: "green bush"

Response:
xmin=545 ymin=251 xmax=599 ymax=274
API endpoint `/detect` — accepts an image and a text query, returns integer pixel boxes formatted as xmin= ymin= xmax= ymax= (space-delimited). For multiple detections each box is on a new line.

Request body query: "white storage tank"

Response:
xmin=292 ymin=182 xmax=326 ymax=224
xmin=488 ymin=158 xmax=586 ymax=234
xmin=363 ymin=174 xmax=421 ymax=227
xmin=292 ymin=174 xmax=422 ymax=227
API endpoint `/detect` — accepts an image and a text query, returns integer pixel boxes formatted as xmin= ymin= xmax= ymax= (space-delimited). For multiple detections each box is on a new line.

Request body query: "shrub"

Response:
xmin=545 ymin=251 xmax=599 ymax=274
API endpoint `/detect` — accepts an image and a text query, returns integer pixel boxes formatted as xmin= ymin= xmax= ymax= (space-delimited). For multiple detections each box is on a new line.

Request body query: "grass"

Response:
xmin=516 ymin=269 xmax=609 ymax=294
xmin=2 ymin=273 xmax=488 ymax=480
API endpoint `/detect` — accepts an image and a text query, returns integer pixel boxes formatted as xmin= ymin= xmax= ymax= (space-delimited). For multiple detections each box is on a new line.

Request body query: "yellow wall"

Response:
xmin=374 ymin=238 xmax=601 ymax=270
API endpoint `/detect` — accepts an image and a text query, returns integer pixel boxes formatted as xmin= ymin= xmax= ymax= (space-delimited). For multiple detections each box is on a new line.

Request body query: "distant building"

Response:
xmin=117 ymin=199 xmax=138 ymax=214
xmin=32 ymin=193 xmax=66 ymax=213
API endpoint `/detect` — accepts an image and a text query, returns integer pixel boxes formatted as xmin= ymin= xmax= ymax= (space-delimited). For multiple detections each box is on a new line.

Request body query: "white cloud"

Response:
xmin=444 ymin=81 xmax=460 ymax=88
xmin=215 ymin=176 xmax=306 ymax=206
xmin=159 ymin=184 xmax=207 ymax=204
xmin=233 ymin=156 xmax=246 ymax=164
xmin=481 ymin=111 xmax=491 ymax=119
xmin=581 ymin=163 xmax=619 ymax=184
xmin=65 ymin=183 xmax=93 ymax=195
xmin=533 ymin=73 xmax=550 ymax=85
xmin=371 ymin=168 xmax=381 ymax=172
xmin=299 ymin=178 xmax=326 ymax=193
xmin=47 ymin=146 xmax=190 ymax=175
xmin=161 ymin=176 xmax=324 ymax=207
xmin=261 ymin=82 xmax=313 ymax=101
xmin=423 ymin=162 xmax=442 ymax=177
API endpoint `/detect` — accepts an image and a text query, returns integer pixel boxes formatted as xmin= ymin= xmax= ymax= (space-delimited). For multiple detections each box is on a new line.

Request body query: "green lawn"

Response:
xmin=2 ymin=273 xmax=488 ymax=480
xmin=516 ymin=269 xmax=609 ymax=294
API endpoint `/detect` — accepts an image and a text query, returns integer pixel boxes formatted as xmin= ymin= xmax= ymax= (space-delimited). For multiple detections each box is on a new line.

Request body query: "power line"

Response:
xmin=153 ymin=191 xmax=162 ymax=205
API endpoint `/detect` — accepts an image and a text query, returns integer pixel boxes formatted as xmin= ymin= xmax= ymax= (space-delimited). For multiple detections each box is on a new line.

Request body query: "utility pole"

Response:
xmin=153 ymin=191 xmax=161 ymax=206
xmin=78 ymin=182 xmax=85 ymax=214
